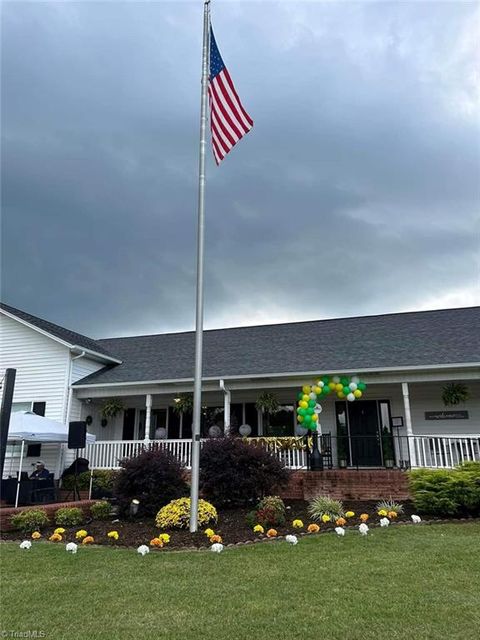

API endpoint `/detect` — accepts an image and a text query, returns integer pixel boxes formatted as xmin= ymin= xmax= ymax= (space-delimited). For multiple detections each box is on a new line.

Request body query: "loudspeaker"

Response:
xmin=68 ymin=421 xmax=87 ymax=449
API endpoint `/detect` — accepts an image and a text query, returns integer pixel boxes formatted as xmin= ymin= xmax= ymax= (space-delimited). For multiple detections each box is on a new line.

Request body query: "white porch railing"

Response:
xmin=412 ymin=435 xmax=480 ymax=469
xmin=80 ymin=435 xmax=480 ymax=471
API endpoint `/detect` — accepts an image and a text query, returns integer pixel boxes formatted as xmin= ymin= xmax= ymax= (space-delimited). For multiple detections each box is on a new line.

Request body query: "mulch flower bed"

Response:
xmin=1 ymin=500 xmax=431 ymax=549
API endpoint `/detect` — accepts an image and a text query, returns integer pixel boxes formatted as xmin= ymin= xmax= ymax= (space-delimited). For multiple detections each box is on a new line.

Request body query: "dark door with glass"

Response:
xmin=348 ymin=400 xmax=382 ymax=466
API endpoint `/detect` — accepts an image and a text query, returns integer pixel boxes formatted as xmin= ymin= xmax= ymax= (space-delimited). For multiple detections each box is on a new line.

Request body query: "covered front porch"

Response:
xmin=73 ymin=376 xmax=480 ymax=471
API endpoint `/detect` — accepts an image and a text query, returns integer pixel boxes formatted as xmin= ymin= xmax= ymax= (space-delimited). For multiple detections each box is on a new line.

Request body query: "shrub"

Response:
xmin=199 ymin=437 xmax=289 ymax=507
xmin=155 ymin=498 xmax=217 ymax=529
xmin=246 ymin=496 xmax=286 ymax=528
xmin=408 ymin=463 xmax=480 ymax=516
xmin=308 ymin=495 xmax=344 ymax=522
xmin=375 ymin=499 xmax=404 ymax=515
xmin=61 ymin=469 xmax=119 ymax=496
xmin=55 ymin=507 xmax=84 ymax=526
xmin=90 ymin=501 xmax=112 ymax=520
xmin=10 ymin=509 xmax=49 ymax=534
xmin=114 ymin=448 xmax=188 ymax=516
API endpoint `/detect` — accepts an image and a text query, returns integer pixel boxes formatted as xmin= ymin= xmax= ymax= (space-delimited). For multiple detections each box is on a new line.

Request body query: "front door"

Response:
xmin=348 ymin=400 xmax=382 ymax=466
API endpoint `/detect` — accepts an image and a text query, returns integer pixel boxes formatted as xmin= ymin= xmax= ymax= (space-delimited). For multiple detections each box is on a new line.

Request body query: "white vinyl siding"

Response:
xmin=69 ymin=357 xmax=106 ymax=422
xmin=0 ymin=313 xmax=70 ymax=422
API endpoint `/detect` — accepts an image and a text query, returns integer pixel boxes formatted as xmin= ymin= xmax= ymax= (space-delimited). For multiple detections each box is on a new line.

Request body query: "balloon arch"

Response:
xmin=296 ymin=375 xmax=367 ymax=432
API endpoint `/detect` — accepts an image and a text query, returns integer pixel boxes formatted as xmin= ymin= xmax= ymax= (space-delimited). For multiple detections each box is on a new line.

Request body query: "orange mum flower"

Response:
xmin=359 ymin=514 xmax=369 ymax=522
xmin=336 ymin=517 xmax=346 ymax=526
xmin=82 ymin=536 xmax=94 ymax=545
xmin=266 ymin=529 xmax=278 ymax=538
xmin=49 ymin=533 xmax=62 ymax=542
xmin=150 ymin=537 xmax=164 ymax=548
xmin=387 ymin=511 xmax=398 ymax=519
xmin=307 ymin=523 xmax=320 ymax=533
xmin=210 ymin=534 xmax=223 ymax=544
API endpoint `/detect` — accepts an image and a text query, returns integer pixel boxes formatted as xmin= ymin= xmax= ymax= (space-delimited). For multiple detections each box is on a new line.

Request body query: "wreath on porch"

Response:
xmin=296 ymin=375 xmax=368 ymax=432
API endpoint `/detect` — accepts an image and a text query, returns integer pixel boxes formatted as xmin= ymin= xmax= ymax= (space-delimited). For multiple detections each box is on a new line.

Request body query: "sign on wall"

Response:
xmin=425 ymin=410 xmax=469 ymax=420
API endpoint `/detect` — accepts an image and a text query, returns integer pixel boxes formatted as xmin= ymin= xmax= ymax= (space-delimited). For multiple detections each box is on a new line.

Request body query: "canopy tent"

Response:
xmin=6 ymin=412 xmax=96 ymax=507
xmin=8 ymin=411 xmax=96 ymax=444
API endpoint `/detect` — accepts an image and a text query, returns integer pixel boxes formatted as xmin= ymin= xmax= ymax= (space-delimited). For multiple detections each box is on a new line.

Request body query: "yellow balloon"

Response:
xmin=299 ymin=400 xmax=308 ymax=409
xmin=311 ymin=413 xmax=318 ymax=422
xmin=338 ymin=391 xmax=346 ymax=399
xmin=328 ymin=382 xmax=336 ymax=390
xmin=313 ymin=386 xmax=321 ymax=395
xmin=302 ymin=394 xmax=310 ymax=402
xmin=335 ymin=383 xmax=343 ymax=392
xmin=354 ymin=389 xmax=362 ymax=398
xmin=297 ymin=415 xmax=304 ymax=423
xmin=302 ymin=385 xmax=311 ymax=394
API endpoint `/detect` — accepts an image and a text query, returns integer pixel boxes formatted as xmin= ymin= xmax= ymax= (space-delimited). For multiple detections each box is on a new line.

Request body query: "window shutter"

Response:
xmin=32 ymin=402 xmax=46 ymax=416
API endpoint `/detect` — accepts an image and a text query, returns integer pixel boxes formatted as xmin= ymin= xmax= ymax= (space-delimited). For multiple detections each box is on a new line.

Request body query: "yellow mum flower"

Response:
xmin=345 ymin=511 xmax=355 ymax=518
xmin=49 ymin=533 xmax=62 ymax=542
xmin=307 ymin=523 xmax=320 ymax=534
xmin=253 ymin=524 xmax=264 ymax=534
xmin=107 ymin=531 xmax=119 ymax=540
xmin=292 ymin=519 xmax=304 ymax=529
xmin=75 ymin=529 xmax=88 ymax=540
xmin=204 ymin=528 xmax=215 ymax=537
xmin=378 ymin=509 xmax=388 ymax=517
xmin=54 ymin=527 xmax=66 ymax=535
xmin=31 ymin=531 xmax=41 ymax=540
xmin=321 ymin=514 xmax=331 ymax=523
xmin=159 ymin=533 xmax=170 ymax=544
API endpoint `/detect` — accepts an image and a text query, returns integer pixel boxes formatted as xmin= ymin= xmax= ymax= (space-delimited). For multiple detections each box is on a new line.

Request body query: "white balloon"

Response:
xmin=155 ymin=427 xmax=167 ymax=439
xmin=314 ymin=404 xmax=323 ymax=414
xmin=239 ymin=423 xmax=252 ymax=436
xmin=317 ymin=381 xmax=325 ymax=388
xmin=208 ymin=425 xmax=222 ymax=438
xmin=347 ymin=393 xmax=355 ymax=402
xmin=349 ymin=382 xmax=357 ymax=391
xmin=351 ymin=375 xmax=360 ymax=384
xmin=332 ymin=375 xmax=340 ymax=384
xmin=309 ymin=392 xmax=317 ymax=400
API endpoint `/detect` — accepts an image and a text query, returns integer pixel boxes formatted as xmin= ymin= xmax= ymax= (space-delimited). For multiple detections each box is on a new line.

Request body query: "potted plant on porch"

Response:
xmin=381 ymin=427 xmax=395 ymax=468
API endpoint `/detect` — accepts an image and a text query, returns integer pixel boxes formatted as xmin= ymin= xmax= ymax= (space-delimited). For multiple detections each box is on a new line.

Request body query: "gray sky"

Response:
xmin=2 ymin=0 xmax=479 ymax=338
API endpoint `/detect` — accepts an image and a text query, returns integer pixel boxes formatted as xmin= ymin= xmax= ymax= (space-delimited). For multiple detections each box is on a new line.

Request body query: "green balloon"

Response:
xmin=299 ymin=408 xmax=307 ymax=416
xmin=307 ymin=407 xmax=314 ymax=415
xmin=297 ymin=392 xmax=304 ymax=400
xmin=304 ymin=414 xmax=312 ymax=423
xmin=322 ymin=376 xmax=330 ymax=385
xmin=323 ymin=386 xmax=331 ymax=395
xmin=358 ymin=382 xmax=366 ymax=391
xmin=343 ymin=386 xmax=350 ymax=395
xmin=340 ymin=377 xmax=349 ymax=386
xmin=308 ymin=399 xmax=316 ymax=408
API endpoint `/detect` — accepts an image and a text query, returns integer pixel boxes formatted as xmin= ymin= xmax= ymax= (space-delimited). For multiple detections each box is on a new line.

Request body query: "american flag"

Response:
xmin=208 ymin=28 xmax=253 ymax=164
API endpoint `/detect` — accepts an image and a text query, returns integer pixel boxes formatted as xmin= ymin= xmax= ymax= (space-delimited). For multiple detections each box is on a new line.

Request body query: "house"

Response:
xmin=1 ymin=301 xmax=479 ymax=479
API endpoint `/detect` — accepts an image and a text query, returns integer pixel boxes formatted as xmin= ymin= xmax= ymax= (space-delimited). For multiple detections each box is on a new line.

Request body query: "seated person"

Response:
xmin=29 ymin=460 xmax=50 ymax=480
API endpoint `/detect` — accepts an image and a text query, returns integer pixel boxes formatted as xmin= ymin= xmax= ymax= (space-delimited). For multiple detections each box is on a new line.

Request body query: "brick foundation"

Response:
xmin=280 ymin=470 xmax=410 ymax=501
xmin=0 ymin=499 xmax=97 ymax=532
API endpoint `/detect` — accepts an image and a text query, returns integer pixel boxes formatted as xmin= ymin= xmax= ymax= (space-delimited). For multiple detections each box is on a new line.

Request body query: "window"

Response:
xmin=12 ymin=402 xmax=32 ymax=413
xmin=264 ymin=405 xmax=295 ymax=437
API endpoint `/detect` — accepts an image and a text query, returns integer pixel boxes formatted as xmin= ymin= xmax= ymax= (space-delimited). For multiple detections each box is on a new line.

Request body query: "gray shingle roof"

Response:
xmin=75 ymin=307 xmax=480 ymax=385
xmin=0 ymin=302 xmax=119 ymax=361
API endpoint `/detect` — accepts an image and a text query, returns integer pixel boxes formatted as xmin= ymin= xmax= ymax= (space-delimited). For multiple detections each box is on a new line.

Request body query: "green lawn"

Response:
xmin=1 ymin=523 xmax=479 ymax=640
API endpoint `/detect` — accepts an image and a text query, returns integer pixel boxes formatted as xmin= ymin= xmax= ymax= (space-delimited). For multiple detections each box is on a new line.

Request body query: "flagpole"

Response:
xmin=189 ymin=0 xmax=211 ymax=533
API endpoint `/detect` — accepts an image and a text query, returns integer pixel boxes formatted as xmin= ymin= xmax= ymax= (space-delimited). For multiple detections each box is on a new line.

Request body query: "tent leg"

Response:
xmin=15 ymin=440 xmax=25 ymax=508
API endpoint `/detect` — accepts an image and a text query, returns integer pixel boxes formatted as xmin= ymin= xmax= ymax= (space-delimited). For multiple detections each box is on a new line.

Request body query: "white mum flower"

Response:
xmin=66 ymin=542 xmax=78 ymax=554
xmin=19 ymin=540 xmax=32 ymax=550
xmin=380 ymin=518 xmax=390 ymax=527
xmin=285 ymin=535 xmax=298 ymax=545
xmin=359 ymin=523 xmax=369 ymax=535
xmin=334 ymin=527 xmax=345 ymax=536
xmin=411 ymin=515 xmax=422 ymax=524
xmin=137 ymin=545 xmax=150 ymax=556
xmin=210 ymin=543 xmax=224 ymax=553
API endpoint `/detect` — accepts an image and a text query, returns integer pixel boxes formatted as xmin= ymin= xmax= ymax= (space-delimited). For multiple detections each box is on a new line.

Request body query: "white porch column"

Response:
xmin=220 ymin=380 xmax=231 ymax=435
xmin=402 ymin=382 xmax=417 ymax=467
xmin=145 ymin=394 xmax=152 ymax=443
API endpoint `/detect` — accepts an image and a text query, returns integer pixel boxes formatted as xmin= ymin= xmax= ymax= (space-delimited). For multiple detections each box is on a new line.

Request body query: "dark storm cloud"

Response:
xmin=1 ymin=1 xmax=479 ymax=338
